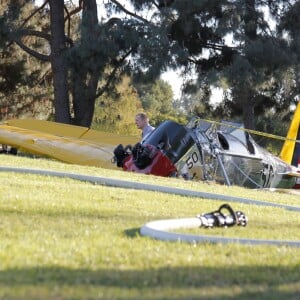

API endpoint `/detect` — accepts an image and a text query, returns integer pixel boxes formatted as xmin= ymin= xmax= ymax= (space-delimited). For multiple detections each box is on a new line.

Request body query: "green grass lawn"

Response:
xmin=0 ymin=155 xmax=299 ymax=300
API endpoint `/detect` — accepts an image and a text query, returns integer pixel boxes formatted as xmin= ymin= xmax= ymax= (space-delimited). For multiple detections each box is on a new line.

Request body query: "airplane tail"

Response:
xmin=279 ymin=101 xmax=300 ymax=188
xmin=280 ymin=101 xmax=300 ymax=166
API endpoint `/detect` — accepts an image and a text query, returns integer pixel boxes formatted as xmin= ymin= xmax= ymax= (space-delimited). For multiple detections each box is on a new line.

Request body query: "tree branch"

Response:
xmin=64 ymin=1 xmax=84 ymax=37
xmin=14 ymin=39 xmax=50 ymax=61
xmin=96 ymin=48 xmax=134 ymax=97
xmin=18 ymin=29 xmax=52 ymax=41
xmin=66 ymin=0 xmax=84 ymax=18
xmin=64 ymin=5 xmax=72 ymax=38
xmin=13 ymin=29 xmax=51 ymax=61
xmin=14 ymin=28 xmax=73 ymax=61
xmin=19 ymin=0 xmax=50 ymax=29
xmin=110 ymin=0 xmax=150 ymax=24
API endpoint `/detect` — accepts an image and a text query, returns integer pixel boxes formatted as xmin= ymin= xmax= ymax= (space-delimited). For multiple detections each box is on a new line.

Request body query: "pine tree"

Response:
xmin=0 ymin=0 xmax=52 ymax=121
xmin=110 ymin=0 xmax=297 ymax=129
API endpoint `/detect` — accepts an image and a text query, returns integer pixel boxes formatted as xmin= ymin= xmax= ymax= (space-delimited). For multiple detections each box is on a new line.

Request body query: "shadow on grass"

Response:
xmin=124 ymin=227 xmax=140 ymax=238
xmin=0 ymin=265 xmax=299 ymax=299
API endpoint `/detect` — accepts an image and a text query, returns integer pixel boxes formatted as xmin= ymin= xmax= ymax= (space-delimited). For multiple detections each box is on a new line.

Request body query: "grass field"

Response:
xmin=0 ymin=155 xmax=299 ymax=300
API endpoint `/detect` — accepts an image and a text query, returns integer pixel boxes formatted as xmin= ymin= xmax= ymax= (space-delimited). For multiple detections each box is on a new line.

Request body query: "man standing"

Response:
xmin=135 ymin=113 xmax=155 ymax=141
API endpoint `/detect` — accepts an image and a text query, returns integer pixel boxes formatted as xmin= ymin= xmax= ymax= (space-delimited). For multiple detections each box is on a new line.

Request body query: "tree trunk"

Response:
xmin=49 ymin=0 xmax=71 ymax=124
xmin=234 ymin=86 xmax=255 ymax=130
xmin=242 ymin=0 xmax=257 ymax=129
xmin=244 ymin=0 xmax=257 ymax=40
xmin=72 ymin=0 xmax=99 ymax=127
xmin=242 ymin=94 xmax=255 ymax=130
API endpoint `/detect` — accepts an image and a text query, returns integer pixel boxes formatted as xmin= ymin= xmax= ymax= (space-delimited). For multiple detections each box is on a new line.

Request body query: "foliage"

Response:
xmin=0 ymin=1 xmax=53 ymax=121
xmin=133 ymin=78 xmax=184 ymax=126
xmin=92 ymin=75 xmax=142 ymax=134
xmin=0 ymin=0 xmax=300 ymax=135
xmin=108 ymin=0 xmax=298 ymax=129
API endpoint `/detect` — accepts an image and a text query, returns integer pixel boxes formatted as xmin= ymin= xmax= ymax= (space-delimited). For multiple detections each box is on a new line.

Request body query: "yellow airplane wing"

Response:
xmin=280 ymin=101 xmax=300 ymax=166
xmin=0 ymin=119 xmax=139 ymax=169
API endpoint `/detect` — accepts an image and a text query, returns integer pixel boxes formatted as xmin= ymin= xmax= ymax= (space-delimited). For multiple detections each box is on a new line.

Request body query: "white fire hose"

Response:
xmin=1 ymin=166 xmax=299 ymax=247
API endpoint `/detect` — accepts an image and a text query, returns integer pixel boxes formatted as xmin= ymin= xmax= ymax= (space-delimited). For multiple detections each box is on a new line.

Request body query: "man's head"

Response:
xmin=135 ymin=113 xmax=149 ymax=130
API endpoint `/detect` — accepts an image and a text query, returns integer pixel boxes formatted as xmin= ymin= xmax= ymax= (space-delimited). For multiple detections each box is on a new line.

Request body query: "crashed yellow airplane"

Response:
xmin=0 ymin=119 xmax=138 ymax=169
xmin=0 ymin=101 xmax=299 ymax=189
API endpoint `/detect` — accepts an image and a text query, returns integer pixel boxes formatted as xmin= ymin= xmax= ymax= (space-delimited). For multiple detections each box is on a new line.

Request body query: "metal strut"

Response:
xmin=210 ymin=140 xmax=231 ymax=186
xmin=189 ymin=118 xmax=231 ymax=186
